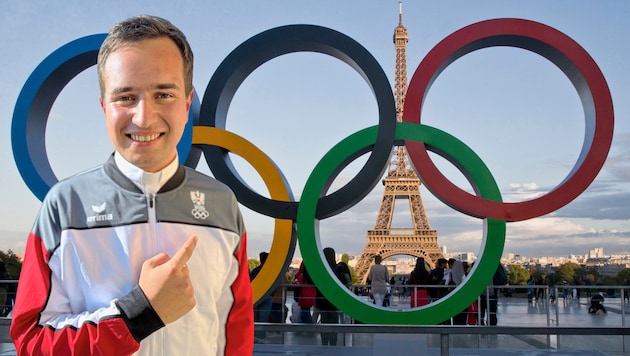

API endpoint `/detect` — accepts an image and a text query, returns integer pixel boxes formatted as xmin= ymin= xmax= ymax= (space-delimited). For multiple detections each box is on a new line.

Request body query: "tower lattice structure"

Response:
xmin=354 ymin=3 xmax=444 ymax=283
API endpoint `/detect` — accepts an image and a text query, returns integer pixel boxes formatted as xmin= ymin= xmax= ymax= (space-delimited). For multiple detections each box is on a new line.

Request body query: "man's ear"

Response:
xmin=185 ymin=89 xmax=195 ymax=112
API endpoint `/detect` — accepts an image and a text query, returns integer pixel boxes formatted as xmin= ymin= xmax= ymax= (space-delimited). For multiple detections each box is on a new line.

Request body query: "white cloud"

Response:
xmin=506 ymin=218 xmax=585 ymax=240
xmin=505 ymin=182 xmax=544 ymax=200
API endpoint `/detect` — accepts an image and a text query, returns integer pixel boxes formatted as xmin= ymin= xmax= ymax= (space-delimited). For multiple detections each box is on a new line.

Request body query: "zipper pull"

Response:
xmin=141 ymin=171 xmax=161 ymax=209
xmin=147 ymin=194 xmax=155 ymax=208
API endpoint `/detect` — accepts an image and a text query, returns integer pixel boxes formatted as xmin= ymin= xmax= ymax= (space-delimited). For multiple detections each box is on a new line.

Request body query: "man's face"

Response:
xmin=100 ymin=37 xmax=193 ymax=172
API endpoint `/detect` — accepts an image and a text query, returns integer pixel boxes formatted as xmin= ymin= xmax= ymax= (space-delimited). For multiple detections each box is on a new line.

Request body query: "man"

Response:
xmin=428 ymin=258 xmax=447 ymax=301
xmin=11 ymin=15 xmax=253 ymax=355
xmin=316 ymin=247 xmax=344 ymax=346
xmin=480 ymin=264 xmax=507 ymax=326
xmin=442 ymin=258 xmax=456 ymax=285
xmin=250 ymin=252 xmax=272 ymax=342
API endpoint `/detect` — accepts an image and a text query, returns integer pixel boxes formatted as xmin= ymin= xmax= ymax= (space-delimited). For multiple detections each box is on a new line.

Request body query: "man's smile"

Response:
xmin=128 ymin=133 xmax=163 ymax=142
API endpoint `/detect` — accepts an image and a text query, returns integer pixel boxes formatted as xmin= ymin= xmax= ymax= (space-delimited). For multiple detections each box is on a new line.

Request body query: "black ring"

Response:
xmin=199 ymin=24 xmax=396 ymax=219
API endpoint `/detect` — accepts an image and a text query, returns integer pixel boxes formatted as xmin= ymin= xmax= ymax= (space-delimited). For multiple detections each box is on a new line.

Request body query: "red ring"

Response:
xmin=403 ymin=18 xmax=614 ymax=222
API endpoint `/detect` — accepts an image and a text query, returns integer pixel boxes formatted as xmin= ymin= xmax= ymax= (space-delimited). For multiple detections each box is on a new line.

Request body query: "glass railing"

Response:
xmin=1 ymin=282 xmax=628 ymax=354
xmin=253 ymin=283 xmax=630 ymax=354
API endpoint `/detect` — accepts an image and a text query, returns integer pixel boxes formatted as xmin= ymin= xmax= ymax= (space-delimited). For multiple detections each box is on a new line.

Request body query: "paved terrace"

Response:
xmin=251 ymin=290 xmax=630 ymax=355
xmin=1 ymin=290 xmax=628 ymax=355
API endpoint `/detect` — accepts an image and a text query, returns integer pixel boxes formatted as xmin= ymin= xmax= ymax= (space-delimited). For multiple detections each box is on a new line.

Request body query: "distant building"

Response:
xmin=585 ymin=257 xmax=609 ymax=267
xmin=596 ymin=263 xmax=626 ymax=278
xmin=589 ymin=247 xmax=604 ymax=259
xmin=449 ymin=252 xmax=477 ymax=263
xmin=610 ymin=255 xmax=630 ymax=267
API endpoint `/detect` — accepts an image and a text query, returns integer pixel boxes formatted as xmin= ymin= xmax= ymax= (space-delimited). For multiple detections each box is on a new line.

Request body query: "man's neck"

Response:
xmin=113 ymin=152 xmax=179 ymax=194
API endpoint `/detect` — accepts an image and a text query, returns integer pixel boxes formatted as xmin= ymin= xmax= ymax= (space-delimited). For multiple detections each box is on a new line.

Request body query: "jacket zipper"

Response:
xmin=146 ymin=193 xmax=157 ymax=240
xmin=146 ymin=193 xmax=164 ymax=355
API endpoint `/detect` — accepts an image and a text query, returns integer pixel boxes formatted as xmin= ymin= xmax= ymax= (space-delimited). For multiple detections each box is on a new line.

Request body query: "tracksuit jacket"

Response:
xmin=11 ymin=155 xmax=254 ymax=355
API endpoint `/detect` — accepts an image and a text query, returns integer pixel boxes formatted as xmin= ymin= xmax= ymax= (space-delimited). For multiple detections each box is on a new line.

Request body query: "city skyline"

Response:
xmin=0 ymin=2 xmax=629 ymax=261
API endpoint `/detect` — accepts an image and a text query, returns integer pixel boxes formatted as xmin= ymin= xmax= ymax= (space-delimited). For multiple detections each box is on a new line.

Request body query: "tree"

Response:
xmin=508 ymin=265 xmax=529 ymax=285
xmin=584 ymin=268 xmax=600 ymax=283
xmin=287 ymin=267 xmax=299 ymax=284
xmin=248 ymin=258 xmax=260 ymax=272
xmin=616 ymin=268 xmax=630 ymax=284
xmin=0 ymin=249 xmax=22 ymax=278
xmin=530 ymin=266 xmax=544 ymax=281
xmin=554 ymin=262 xmax=580 ymax=283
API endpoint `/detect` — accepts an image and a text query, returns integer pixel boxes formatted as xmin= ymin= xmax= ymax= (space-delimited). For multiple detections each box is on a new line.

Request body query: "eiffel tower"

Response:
xmin=354 ymin=2 xmax=444 ymax=283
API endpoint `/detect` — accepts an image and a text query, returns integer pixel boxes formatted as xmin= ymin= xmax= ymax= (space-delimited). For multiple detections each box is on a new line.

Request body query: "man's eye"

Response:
xmin=157 ymin=93 xmax=174 ymax=99
xmin=116 ymin=96 xmax=134 ymax=102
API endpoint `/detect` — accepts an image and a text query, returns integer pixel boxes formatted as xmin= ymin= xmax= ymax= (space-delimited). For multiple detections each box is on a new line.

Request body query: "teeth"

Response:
xmin=130 ymin=134 xmax=160 ymax=142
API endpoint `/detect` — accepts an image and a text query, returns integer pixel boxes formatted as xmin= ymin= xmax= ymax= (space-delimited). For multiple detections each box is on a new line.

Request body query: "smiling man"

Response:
xmin=11 ymin=15 xmax=253 ymax=355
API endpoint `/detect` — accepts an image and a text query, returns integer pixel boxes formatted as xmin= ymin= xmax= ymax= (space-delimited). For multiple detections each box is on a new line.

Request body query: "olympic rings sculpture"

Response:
xmin=11 ymin=18 xmax=613 ymax=324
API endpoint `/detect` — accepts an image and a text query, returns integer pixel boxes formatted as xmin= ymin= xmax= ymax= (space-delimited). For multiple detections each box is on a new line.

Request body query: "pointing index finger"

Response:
xmin=171 ymin=235 xmax=198 ymax=267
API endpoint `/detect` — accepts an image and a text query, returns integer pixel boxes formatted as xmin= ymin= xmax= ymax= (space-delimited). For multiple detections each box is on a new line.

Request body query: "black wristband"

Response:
xmin=115 ymin=285 xmax=165 ymax=342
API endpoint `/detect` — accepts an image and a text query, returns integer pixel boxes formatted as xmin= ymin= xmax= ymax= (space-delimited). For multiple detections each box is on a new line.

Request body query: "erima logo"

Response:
xmin=87 ymin=202 xmax=113 ymax=223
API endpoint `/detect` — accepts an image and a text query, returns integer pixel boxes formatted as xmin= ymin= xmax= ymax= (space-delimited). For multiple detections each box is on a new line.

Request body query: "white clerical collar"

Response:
xmin=114 ymin=152 xmax=179 ymax=195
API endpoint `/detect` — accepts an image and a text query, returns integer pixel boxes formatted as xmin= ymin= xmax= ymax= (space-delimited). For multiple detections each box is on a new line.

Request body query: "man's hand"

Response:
xmin=139 ymin=235 xmax=198 ymax=324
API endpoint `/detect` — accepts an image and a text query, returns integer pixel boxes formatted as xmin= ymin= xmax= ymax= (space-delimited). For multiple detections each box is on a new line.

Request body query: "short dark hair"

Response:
xmin=259 ymin=252 xmax=269 ymax=265
xmin=97 ymin=15 xmax=194 ymax=97
xmin=323 ymin=247 xmax=336 ymax=269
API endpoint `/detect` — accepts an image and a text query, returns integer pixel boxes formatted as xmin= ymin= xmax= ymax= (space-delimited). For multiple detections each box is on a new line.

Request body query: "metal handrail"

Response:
xmin=254 ymin=323 xmax=630 ymax=355
xmin=256 ymin=322 xmax=630 ymax=335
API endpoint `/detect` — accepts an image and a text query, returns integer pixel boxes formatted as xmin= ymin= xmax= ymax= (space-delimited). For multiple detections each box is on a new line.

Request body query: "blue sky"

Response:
xmin=1 ymin=1 xmax=628 ymax=260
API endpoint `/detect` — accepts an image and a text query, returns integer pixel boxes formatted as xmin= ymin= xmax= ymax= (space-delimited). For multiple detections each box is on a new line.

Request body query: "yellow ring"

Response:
xmin=192 ymin=126 xmax=294 ymax=303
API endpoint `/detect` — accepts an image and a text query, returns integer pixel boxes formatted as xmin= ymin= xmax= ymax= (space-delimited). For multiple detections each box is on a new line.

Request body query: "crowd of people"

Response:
xmin=387 ymin=257 xmax=506 ymax=326
xmin=250 ymin=247 xmax=352 ymax=345
xmin=249 ymin=253 xmax=508 ymax=345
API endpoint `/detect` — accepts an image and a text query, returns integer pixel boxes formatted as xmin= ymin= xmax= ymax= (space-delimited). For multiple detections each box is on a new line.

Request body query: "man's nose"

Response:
xmin=132 ymin=99 xmax=157 ymax=128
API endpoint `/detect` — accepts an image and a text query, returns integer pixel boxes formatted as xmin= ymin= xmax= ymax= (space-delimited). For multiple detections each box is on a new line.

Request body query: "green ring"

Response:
xmin=297 ymin=122 xmax=505 ymax=324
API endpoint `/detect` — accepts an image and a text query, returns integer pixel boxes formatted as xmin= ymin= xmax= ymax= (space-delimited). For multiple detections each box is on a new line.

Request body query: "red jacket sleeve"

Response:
xmin=224 ymin=231 xmax=254 ymax=355
xmin=10 ymin=233 xmax=141 ymax=356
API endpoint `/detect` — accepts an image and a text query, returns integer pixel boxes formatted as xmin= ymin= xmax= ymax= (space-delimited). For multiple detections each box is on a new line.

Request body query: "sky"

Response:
xmin=0 ymin=1 xmax=629 ymax=261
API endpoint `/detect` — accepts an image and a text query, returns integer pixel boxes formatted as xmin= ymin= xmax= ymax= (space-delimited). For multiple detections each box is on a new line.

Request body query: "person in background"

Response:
xmin=250 ymin=252 xmax=272 ymax=342
xmin=336 ymin=253 xmax=353 ymax=323
xmin=527 ymin=276 xmax=535 ymax=303
xmin=429 ymin=258 xmax=447 ymax=301
xmin=588 ymin=293 xmax=606 ymax=315
xmin=0 ymin=262 xmax=11 ymax=317
xmin=449 ymin=260 xmax=468 ymax=325
xmin=463 ymin=262 xmax=478 ymax=325
xmin=316 ymin=247 xmax=348 ymax=346
xmin=480 ymin=264 xmax=507 ymax=326
xmin=367 ymin=255 xmax=390 ymax=307
xmin=442 ymin=258 xmax=456 ymax=285
xmin=408 ymin=257 xmax=430 ymax=308
xmin=269 ymin=273 xmax=289 ymax=325
xmin=295 ymin=261 xmax=315 ymax=324
xmin=10 ymin=15 xmax=253 ymax=355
